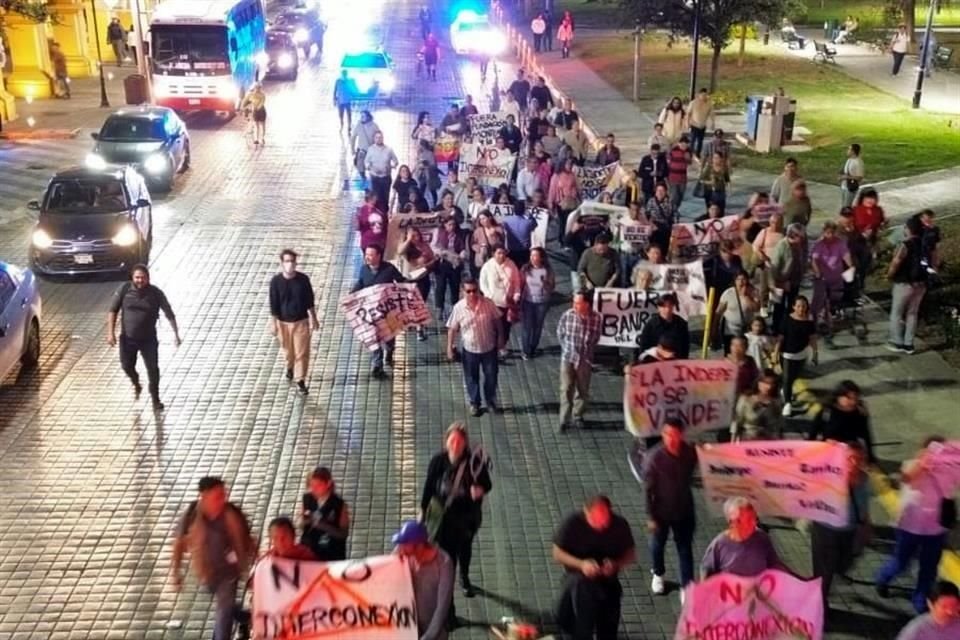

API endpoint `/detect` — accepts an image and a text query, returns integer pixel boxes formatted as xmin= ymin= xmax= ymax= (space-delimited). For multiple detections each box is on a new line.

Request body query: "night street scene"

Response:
xmin=1 ymin=0 xmax=959 ymax=638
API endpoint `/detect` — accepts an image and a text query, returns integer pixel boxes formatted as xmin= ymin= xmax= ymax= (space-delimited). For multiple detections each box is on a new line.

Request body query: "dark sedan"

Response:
xmin=29 ymin=166 xmax=153 ymax=277
xmin=273 ymin=8 xmax=325 ymax=57
xmin=263 ymin=29 xmax=300 ymax=80
xmin=88 ymin=106 xmax=190 ymax=192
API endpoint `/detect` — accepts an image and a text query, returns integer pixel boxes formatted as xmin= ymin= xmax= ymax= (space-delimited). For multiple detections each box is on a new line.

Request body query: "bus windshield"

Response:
xmin=152 ymin=25 xmax=229 ymax=71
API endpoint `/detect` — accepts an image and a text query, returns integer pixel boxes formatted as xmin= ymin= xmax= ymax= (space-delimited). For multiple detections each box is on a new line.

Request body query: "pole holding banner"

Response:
xmin=701 ymin=287 xmax=716 ymax=359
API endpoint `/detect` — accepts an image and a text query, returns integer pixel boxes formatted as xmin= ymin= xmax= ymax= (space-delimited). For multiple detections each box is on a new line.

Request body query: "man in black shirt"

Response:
xmin=553 ymin=495 xmax=636 ymax=640
xmin=638 ymin=293 xmax=690 ymax=359
xmin=269 ymin=249 xmax=319 ymax=394
xmin=529 ymin=75 xmax=554 ymax=112
xmin=498 ymin=115 xmax=523 ymax=155
xmin=555 ymin=98 xmax=579 ymax=130
xmin=351 ymin=245 xmax=404 ymax=379
xmin=108 ymin=264 xmax=180 ymax=411
xmin=508 ymin=68 xmax=531 ymax=111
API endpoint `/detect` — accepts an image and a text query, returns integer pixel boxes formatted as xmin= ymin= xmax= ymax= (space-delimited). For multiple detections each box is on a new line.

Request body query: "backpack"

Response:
xmin=904 ymin=239 xmax=928 ymax=283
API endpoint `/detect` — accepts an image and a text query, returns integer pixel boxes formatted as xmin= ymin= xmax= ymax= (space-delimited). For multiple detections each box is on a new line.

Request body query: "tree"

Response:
xmin=622 ymin=0 xmax=801 ymax=92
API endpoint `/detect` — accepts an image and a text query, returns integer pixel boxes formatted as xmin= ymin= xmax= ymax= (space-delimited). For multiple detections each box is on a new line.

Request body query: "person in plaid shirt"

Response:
xmin=557 ymin=290 xmax=603 ymax=433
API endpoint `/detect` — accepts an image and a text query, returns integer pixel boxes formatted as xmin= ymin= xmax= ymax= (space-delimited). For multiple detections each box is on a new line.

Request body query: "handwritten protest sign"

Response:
xmin=635 ymin=261 xmax=708 ymax=316
xmin=468 ymin=112 xmax=508 ymax=147
xmin=564 ymin=200 xmax=617 ymax=237
xmin=384 ymin=212 xmax=443 ymax=262
xmin=458 ymin=142 xmax=516 ymax=188
xmin=252 ymin=554 xmax=418 ymax=640
xmin=928 ymin=440 xmax=960 ymax=493
xmin=573 ymin=163 xmax=617 ymax=200
xmin=433 ymin=134 xmax=460 ymax=163
xmin=620 ymin=221 xmax=654 ymax=249
xmin=624 ymin=359 xmax=737 ymax=437
xmin=593 ymin=288 xmax=686 ymax=348
xmin=670 ymin=215 xmax=741 ymax=261
xmin=698 ymin=441 xmax=851 ymax=527
xmin=487 ymin=204 xmax=550 ymax=249
xmin=675 ymin=570 xmax=823 ymax=640
xmin=341 ymin=283 xmax=431 ymax=351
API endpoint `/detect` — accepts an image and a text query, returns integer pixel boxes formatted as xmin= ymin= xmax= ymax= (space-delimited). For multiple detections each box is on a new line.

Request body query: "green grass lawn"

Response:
xmin=574 ymin=33 xmax=960 ymax=183
xmin=799 ymin=0 xmax=960 ymax=28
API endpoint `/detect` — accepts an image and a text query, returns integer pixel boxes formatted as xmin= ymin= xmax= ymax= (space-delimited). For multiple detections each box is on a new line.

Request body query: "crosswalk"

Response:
xmin=0 ymin=137 xmax=91 ymax=223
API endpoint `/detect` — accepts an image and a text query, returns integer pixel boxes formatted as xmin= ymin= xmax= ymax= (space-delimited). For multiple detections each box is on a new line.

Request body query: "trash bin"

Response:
xmin=781 ymin=98 xmax=798 ymax=143
xmin=124 ymin=74 xmax=148 ymax=105
xmin=745 ymin=95 xmax=764 ymax=141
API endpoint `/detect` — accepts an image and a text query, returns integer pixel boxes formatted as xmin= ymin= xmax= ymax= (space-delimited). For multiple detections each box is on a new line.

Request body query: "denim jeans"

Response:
xmin=840 ymin=184 xmax=858 ymax=209
xmin=520 ymin=300 xmax=548 ymax=356
xmin=620 ymin=252 xmax=641 ymax=287
xmin=461 ymin=348 xmax=499 ymax=407
xmin=876 ymin=529 xmax=945 ymax=613
xmin=209 ymin=578 xmax=238 ymax=640
xmin=669 ymin=181 xmax=686 ymax=211
xmin=889 ymin=282 xmax=927 ymax=347
xmin=649 ymin=516 xmax=695 ymax=587
xmin=370 ymin=339 xmax=395 ymax=370
xmin=689 ymin=126 xmax=707 ymax=157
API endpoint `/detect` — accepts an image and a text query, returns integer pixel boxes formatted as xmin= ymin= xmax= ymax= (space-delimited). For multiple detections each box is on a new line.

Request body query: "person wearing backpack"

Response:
xmin=171 ymin=477 xmax=257 ymax=640
xmin=886 ymin=216 xmax=928 ymax=355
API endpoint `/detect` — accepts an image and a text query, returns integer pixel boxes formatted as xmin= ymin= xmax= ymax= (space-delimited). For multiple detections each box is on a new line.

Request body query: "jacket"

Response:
xmin=350 ymin=262 xmax=404 ymax=293
xmin=644 ymin=443 xmax=697 ymax=523
xmin=182 ymin=502 xmax=256 ymax=587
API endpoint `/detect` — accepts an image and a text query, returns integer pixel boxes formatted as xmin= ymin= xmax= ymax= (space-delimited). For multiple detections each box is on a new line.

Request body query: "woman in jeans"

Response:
xmin=699 ymin=151 xmax=731 ymax=214
xmin=519 ymin=248 xmax=556 ymax=360
xmin=392 ymin=164 xmax=417 ymax=212
xmin=774 ymin=295 xmax=818 ymax=417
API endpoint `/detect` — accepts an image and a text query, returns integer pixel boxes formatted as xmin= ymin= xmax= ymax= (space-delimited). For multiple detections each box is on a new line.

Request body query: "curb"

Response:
xmin=0 ymin=128 xmax=81 ymax=141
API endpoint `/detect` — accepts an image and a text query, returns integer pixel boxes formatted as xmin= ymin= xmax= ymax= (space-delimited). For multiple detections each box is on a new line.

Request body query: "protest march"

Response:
xmin=458 ymin=142 xmax=517 ymax=187
xmin=341 ymin=283 xmax=431 ymax=350
xmin=594 ymin=288 xmax=683 ymax=347
xmin=669 ymin=215 xmax=741 ymax=261
xmin=467 ymin=111 xmax=508 ymax=147
xmin=487 ymin=203 xmax=550 ymax=248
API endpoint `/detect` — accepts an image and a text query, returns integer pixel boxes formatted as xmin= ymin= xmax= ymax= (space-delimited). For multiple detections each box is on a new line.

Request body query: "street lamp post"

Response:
xmin=89 ymin=0 xmax=110 ymax=107
xmin=912 ymin=0 xmax=938 ymax=109
xmin=689 ymin=0 xmax=702 ymax=101
xmin=632 ymin=20 xmax=642 ymax=102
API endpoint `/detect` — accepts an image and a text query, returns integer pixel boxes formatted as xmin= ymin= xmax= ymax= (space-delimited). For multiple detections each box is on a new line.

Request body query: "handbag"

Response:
xmin=845 ymin=178 xmax=860 ymax=193
xmin=932 ymin=474 xmax=958 ymax=530
xmin=423 ymin=461 xmax=467 ymax=541
xmin=693 ymin=180 xmax=705 ymax=198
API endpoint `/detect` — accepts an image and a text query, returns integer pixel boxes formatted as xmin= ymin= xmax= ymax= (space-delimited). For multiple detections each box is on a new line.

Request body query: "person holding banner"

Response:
xmin=480 ymin=248 xmax=523 ymax=359
xmin=895 ymin=581 xmax=960 ymax=640
xmin=300 ymin=466 xmax=350 ymax=561
xmin=645 ymin=419 xmax=698 ymax=600
xmin=471 ymin=212 xmax=506 ymax=278
xmin=615 ymin=202 xmax=651 ymax=287
xmin=446 ymin=277 xmax=505 ymax=416
xmin=434 ymin=190 xmax=465 ymax=227
xmin=412 ymin=111 xmax=437 ymax=146
xmin=552 ymin=495 xmax=637 ymax=640
xmin=520 ymin=248 xmax=556 ymax=360
xmin=556 ymin=290 xmax=602 ymax=432
xmin=701 ymin=497 xmax=790 ymax=579
xmin=351 ymin=245 xmax=405 ymax=379
xmin=576 ymin=231 xmax=619 ymax=292
xmin=392 ymin=520 xmax=455 ymax=639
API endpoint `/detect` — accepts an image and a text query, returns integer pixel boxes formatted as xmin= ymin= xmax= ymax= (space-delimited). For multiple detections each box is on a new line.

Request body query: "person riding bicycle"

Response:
xmin=240 ymin=82 xmax=267 ymax=145
xmin=350 ymin=111 xmax=381 ymax=180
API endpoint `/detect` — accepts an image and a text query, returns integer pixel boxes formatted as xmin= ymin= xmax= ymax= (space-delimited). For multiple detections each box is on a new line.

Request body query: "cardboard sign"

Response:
xmin=593 ymin=288 xmax=685 ymax=348
xmin=564 ymin=200 xmax=618 ymax=237
xmin=698 ymin=441 xmax=852 ymax=527
xmin=670 ymin=215 xmax=741 ymax=261
xmin=252 ymin=554 xmax=419 ymax=639
xmin=341 ymin=283 xmax=432 ymax=350
xmin=635 ymin=261 xmax=708 ymax=316
xmin=624 ymin=359 xmax=737 ymax=437
xmin=468 ymin=111 xmax=508 ymax=147
xmin=573 ymin=163 xmax=617 ymax=200
xmin=384 ymin=212 xmax=444 ymax=262
xmin=676 ymin=570 xmax=823 ymax=640
xmin=458 ymin=142 xmax=517 ymax=188
xmin=487 ymin=204 xmax=550 ymax=249
xmin=433 ymin=134 xmax=460 ymax=163
xmin=621 ymin=222 xmax=654 ymax=248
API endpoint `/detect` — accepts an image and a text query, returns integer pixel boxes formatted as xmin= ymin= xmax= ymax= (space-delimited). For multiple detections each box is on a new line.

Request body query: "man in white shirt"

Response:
xmin=446 ymin=169 xmax=470 ymax=216
xmin=364 ymin=131 xmax=398 ymax=212
xmin=839 ymin=143 xmax=865 ymax=209
xmin=446 ymin=277 xmax=505 ymax=416
xmin=516 ymin=156 xmax=543 ymax=210
xmin=648 ymin=123 xmax=670 ymax=152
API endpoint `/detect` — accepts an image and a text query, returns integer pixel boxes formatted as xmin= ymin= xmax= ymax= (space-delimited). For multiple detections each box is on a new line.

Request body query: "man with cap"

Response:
xmin=393 ymin=520 xmax=454 ymax=639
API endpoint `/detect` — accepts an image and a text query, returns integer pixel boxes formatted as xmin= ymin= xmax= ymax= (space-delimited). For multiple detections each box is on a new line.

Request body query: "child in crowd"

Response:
xmin=746 ymin=317 xmax=776 ymax=370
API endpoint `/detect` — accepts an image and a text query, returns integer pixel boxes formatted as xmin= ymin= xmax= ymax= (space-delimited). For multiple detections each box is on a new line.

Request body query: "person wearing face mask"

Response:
xmin=268 ymin=250 xmax=320 ymax=395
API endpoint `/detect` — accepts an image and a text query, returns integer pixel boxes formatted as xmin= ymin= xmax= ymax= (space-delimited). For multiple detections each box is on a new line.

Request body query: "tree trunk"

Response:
xmin=738 ymin=23 xmax=747 ymax=67
xmin=904 ymin=0 xmax=917 ymax=44
xmin=709 ymin=43 xmax=722 ymax=93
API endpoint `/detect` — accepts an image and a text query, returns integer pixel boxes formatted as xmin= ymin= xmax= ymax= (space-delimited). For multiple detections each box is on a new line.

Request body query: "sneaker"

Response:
xmin=521 ymin=353 xmax=530 ymax=361
xmin=885 ymin=342 xmax=905 ymax=353
xmin=285 ymin=368 xmax=294 ymax=381
xmin=297 ymin=381 xmax=309 ymax=395
xmin=461 ymin=581 xmax=476 ymax=598
xmin=151 ymin=397 xmax=165 ymax=411
xmin=371 ymin=367 xmax=386 ymax=380
xmin=651 ymin=573 xmax=666 ymax=595
xmin=902 ymin=344 xmax=916 ymax=355
xmin=488 ymin=402 xmax=504 ymax=415
xmin=133 ymin=381 xmax=142 ymax=400
xmin=557 ymin=422 xmax=567 ymax=433
xmin=572 ymin=417 xmax=585 ymax=430
xmin=781 ymin=402 xmax=793 ymax=417
xmin=469 ymin=405 xmax=482 ymax=417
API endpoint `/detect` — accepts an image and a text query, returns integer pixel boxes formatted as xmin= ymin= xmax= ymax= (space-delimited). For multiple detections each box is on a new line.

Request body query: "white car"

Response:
xmin=449 ymin=11 xmax=506 ymax=57
xmin=340 ymin=50 xmax=396 ymax=100
xmin=0 ymin=261 xmax=41 ymax=383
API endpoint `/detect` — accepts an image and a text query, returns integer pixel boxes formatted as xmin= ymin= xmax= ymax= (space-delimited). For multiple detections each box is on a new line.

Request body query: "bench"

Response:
xmin=779 ymin=29 xmax=805 ymax=50
xmin=934 ymin=46 xmax=954 ymax=69
xmin=813 ymin=40 xmax=837 ymax=63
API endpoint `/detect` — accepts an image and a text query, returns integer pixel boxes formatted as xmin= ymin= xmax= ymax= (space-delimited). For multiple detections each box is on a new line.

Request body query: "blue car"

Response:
xmin=0 ymin=261 xmax=42 ymax=382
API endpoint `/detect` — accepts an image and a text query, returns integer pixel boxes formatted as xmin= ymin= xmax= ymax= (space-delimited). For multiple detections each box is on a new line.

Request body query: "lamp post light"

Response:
xmin=89 ymin=0 xmax=110 ymax=107
xmin=632 ymin=19 xmax=642 ymax=102
xmin=689 ymin=0 xmax=702 ymax=101
xmin=912 ymin=0 xmax=938 ymax=109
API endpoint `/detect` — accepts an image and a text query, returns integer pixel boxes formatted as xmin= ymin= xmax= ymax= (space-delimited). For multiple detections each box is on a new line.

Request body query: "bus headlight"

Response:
xmin=32 ymin=229 xmax=54 ymax=249
xmin=144 ymin=153 xmax=168 ymax=175
xmin=112 ymin=224 xmax=139 ymax=247
xmin=380 ymin=74 xmax=396 ymax=92
xmin=294 ymin=28 xmax=309 ymax=43
xmin=278 ymin=52 xmax=295 ymax=69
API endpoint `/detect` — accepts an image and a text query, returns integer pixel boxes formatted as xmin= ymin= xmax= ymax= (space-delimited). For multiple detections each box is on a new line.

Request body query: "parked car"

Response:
xmin=340 ymin=49 xmax=395 ymax=101
xmin=273 ymin=8 xmax=325 ymax=57
xmin=87 ymin=106 xmax=190 ymax=192
xmin=29 ymin=166 xmax=153 ymax=276
xmin=262 ymin=28 xmax=300 ymax=80
xmin=0 ymin=261 xmax=42 ymax=382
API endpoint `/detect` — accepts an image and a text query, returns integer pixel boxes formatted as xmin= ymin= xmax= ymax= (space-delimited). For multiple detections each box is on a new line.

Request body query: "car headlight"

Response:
xmin=294 ymin=28 xmax=309 ymax=43
xmin=355 ymin=75 xmax=373 ymax=92
xmin=278 ymin=52 xmax=295 ymax=69
xmin=86 ymin=153 xmax=107 ymax=170
xmin=255 ymin=51 xmax=269 ymax=66
xmin=112 ymin=224 xmax=139 ymax=247
xmin=144 ymin=153 xmax=168 ymax=175
xmin=32 ymin=228 xmax=54 ymax=249
xmin=380 ymin=74 xmax=396 ymax=92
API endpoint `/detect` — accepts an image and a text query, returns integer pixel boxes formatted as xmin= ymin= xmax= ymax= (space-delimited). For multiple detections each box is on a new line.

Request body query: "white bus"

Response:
xmin=150 ymin=0 xmax=266 ymax=113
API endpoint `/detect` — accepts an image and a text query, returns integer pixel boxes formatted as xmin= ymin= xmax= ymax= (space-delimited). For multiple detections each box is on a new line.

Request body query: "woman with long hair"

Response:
xmin=411 ymin=110 xmax=436 ymax=146
xmin=398 ymin=227 xmax=438 ymax=340
xmin=519 ymin=247 xmax=556 ymax=360
xmin=393 ymin=164 xmax=417 ymax=212
xmin=658 ymin=96 xmax=686 ymax=144
xmin=730 ymin=369 xmax=784 ymax=441
xmin=471 ymin=210 xmax=505 ymax=277
xmin=774 ymin=295 xmax=818 ymax=417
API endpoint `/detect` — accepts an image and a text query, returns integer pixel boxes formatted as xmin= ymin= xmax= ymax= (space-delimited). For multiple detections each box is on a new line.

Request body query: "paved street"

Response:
xmin=0 ymin=1 xmax=956 ymax=639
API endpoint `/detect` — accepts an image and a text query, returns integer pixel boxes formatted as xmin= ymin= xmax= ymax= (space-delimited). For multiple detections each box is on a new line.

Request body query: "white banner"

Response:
xmin=252 ymin=554 xmax=419 ymax=639
xmin=341 ymin=283 xmax=432 ymax=350
xmin=593 ymin=288 xmax=686 ymax=348
xmin=564 ymin=200 xmax=617 ymax=237
xmin=468 ymin=111 xmax=508 ymax=147
xmin=670 ymin=215 xmax=741 ymax=261
xmin=573 ymin=163 xmax=618 ymax=200
xmin=676 ymin=570 xmax=824 ymax=640
xmin=624 ymin=359 xmax=738 ymax=437
xmin=698 ymin=441 xmax=852 ymax=527
xmin=487 ymin=203 xmax=550 ymax=249
xmin=636 ymin=261 xmax=708 ymax=316
xmin=458 ymin=142 xmax=516 ymax=188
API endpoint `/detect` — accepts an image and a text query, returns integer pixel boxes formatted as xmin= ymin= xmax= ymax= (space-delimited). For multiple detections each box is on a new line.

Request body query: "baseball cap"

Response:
xmin=391 ymin=520 xmax=428 ymax=545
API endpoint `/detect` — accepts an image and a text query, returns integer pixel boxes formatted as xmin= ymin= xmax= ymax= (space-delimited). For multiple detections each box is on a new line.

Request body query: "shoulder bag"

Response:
xmin=423 ymin=461 xmax=467 ymax=541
